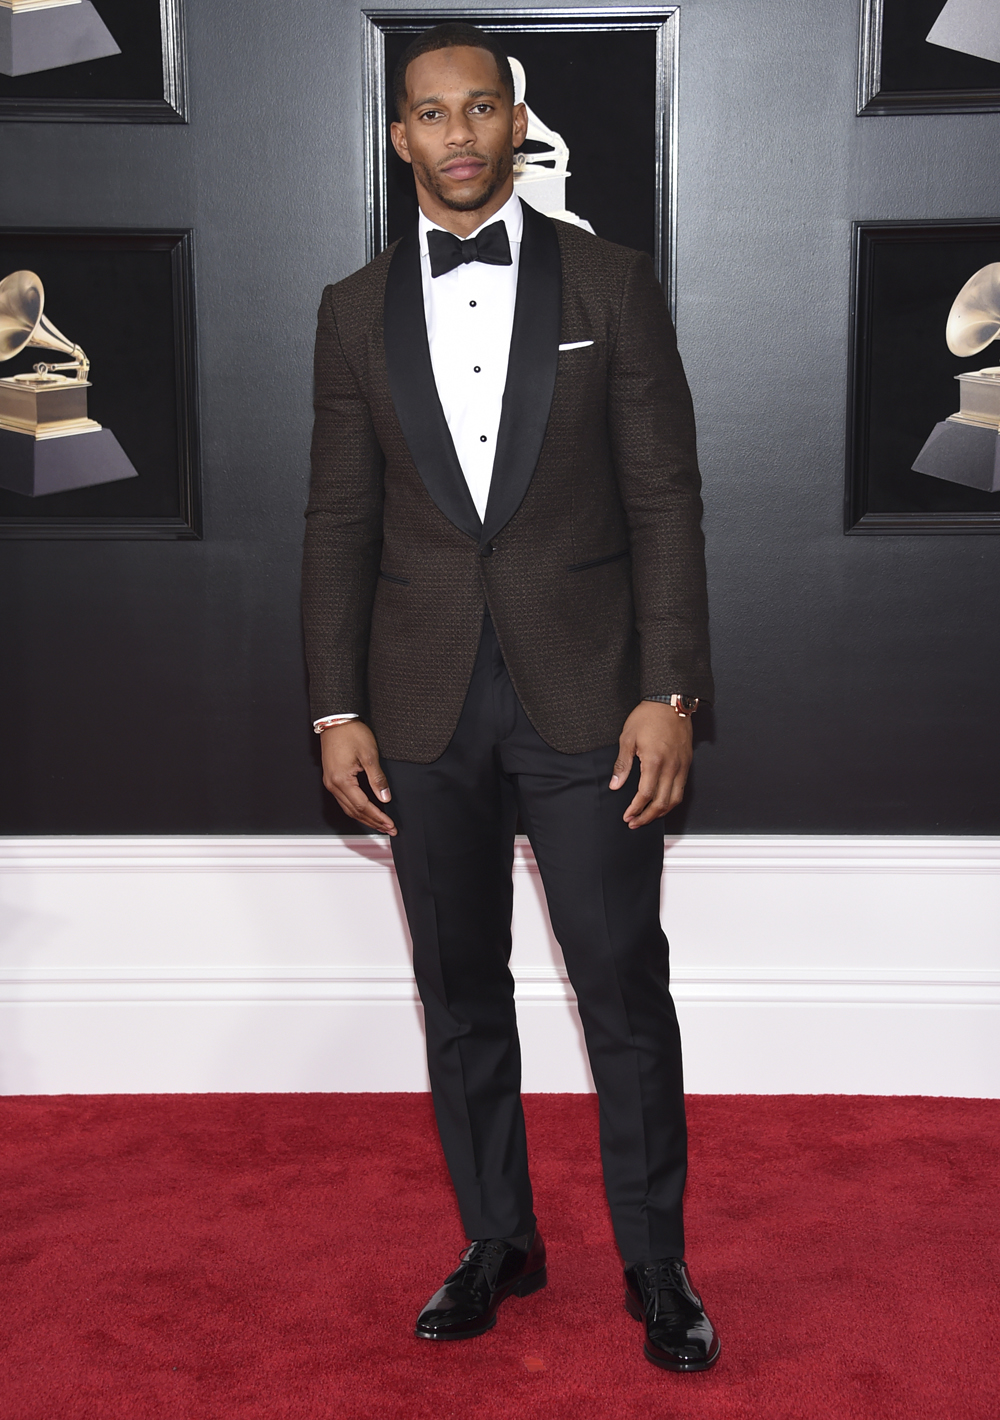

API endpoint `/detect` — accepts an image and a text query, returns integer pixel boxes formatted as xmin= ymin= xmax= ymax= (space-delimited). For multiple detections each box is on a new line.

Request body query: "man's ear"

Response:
xmin=390 ymin=120 xmax=412 ymax=165
xmin=512 ymin=101 xmax=528 ymax=150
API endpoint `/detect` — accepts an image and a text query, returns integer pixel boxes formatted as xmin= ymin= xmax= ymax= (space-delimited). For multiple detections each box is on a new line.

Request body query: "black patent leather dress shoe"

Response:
xmin=415 ymin=1231 xmax=547 ymax=1340
xmin=624 ymin=1257 xmax=721 ymax=1372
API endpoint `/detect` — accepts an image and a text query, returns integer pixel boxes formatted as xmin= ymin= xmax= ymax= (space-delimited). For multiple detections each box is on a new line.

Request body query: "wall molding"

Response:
xmin=1 ymin=965 xmax=998 ymax=1007
xmin=3 ymin=833 xmax=1000 ymax=873
xmin=1 ymin=835 xmax=997 ymax=1095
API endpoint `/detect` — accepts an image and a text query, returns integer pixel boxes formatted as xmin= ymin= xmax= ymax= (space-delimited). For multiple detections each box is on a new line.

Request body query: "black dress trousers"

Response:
xmin=384 ymin=614 xmax=688 ymax=1264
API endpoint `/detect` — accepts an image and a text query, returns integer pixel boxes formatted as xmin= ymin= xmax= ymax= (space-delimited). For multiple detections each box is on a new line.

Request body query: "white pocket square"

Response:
xmin=558 ymin=340 xmax=594 ymax=351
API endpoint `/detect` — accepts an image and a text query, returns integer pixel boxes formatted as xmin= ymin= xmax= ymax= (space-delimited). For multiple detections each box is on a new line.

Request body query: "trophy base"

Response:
xmin=911 ymin=418 xmax=1000 ymax=493
xmin=927 ymin=0 xmax=1000 ymax=68
xmin=0 ymin=425 xmax=138 ymax=497
xmin=0 ymin=1 xmax=120 ymax=77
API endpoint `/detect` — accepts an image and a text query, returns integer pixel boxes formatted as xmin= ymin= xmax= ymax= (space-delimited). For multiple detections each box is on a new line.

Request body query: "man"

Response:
xmin=302 ymin=23 xmax=718 ymax=1373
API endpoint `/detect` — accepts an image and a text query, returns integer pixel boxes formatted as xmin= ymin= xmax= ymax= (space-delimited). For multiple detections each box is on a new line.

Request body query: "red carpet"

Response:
xmin=0 ymin=1093 xmax=997 ymax=1419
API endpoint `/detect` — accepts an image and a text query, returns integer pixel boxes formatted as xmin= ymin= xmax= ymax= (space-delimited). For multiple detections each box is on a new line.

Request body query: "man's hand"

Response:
xmin=610 ymin=701 xmax=693 ymax=828
xmin=320 ymin=721 xmax=396 ymax=836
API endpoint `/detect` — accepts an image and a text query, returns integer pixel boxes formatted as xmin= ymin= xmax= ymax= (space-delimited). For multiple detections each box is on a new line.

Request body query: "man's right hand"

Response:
xmin=319 ymin=721 xmax=396 ymax=835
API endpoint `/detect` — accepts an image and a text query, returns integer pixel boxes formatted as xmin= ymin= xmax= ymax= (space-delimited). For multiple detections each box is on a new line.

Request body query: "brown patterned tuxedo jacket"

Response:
xmin=302 ymin=200 xmax=713 ymax=763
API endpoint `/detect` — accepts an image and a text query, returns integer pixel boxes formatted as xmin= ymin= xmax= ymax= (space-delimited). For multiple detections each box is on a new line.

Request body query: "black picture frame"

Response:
xmin=362 ymin=6 xmax=678 ymax=312
xmin=0 ymin=0 xmax=187 ymax=123
xmin=846 ymin=220 xmax=1000 ymax=534
xmin=0 ymin=228 xmax=201 ymax=540
xmin=858 ymin=0 xmax=1000 ymax=115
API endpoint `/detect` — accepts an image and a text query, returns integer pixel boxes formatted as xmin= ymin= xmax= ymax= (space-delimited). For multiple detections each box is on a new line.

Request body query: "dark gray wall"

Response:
xmin=2 ymin=0 xmax=999 ymax=834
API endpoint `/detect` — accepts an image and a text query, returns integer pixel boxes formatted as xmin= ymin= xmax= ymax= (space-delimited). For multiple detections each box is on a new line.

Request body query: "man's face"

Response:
xmin=390 ymin=45 xmax=527 ymax=214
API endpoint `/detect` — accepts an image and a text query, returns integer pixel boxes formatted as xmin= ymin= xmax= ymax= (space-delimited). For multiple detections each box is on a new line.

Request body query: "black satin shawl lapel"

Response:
xmin=480 ymin=201 xmax=561 ymax=548
xmin=383 ymin=227 xmax=482 ymax=541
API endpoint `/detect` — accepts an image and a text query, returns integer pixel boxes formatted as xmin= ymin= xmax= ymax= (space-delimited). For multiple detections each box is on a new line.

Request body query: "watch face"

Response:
xmin=674 ymin=695 xmax=699 ymax=714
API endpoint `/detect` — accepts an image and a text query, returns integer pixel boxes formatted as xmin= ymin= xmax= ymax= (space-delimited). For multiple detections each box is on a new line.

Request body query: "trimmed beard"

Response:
xmin=414 ymin=148 xmax=513 ymax=213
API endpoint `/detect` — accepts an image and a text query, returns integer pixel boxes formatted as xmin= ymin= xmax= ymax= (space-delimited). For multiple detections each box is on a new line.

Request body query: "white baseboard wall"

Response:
xmin=0 ymin=836 xmax=997 ymax=1096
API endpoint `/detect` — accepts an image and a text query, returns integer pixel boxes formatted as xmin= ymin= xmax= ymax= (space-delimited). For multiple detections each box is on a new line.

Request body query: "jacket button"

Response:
xmin=480 ymin=542 xmax=496 ymax=558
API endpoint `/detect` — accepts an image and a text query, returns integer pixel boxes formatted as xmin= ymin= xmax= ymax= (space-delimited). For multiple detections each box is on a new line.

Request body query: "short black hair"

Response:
xmin=392 ymin=23 xmax=515 ymax=118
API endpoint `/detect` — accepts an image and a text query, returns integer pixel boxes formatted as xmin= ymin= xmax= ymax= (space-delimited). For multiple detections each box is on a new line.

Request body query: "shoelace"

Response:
xmin=456 ymin=1239 xmax=509 ymax=1290
xmin=639 ymin=1259 xmax=689 ymax=1317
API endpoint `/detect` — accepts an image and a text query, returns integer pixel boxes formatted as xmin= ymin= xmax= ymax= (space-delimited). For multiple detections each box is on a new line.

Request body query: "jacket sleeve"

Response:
xmin=606 ymin=251 xmax=714 ymax=704
xmin=301 ymin=285 xmax=385 ymax=722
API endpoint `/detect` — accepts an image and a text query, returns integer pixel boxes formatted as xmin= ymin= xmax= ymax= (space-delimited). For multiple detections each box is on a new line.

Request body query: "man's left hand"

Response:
xmin=610 ymin=701 xmax=693 ymax=828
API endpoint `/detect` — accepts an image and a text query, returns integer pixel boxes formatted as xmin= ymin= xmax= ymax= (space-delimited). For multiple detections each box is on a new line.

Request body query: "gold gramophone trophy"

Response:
xmin=0 ymin=0 xmax=119 ymax=79
xmin=912 ymin=262 xmax=1000 ymax=493
xmin=0 ymin=269 xmax=138 ymax=497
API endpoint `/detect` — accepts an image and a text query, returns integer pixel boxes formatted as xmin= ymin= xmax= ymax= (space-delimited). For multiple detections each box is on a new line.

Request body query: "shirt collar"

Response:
xmin=418 ymin=191 xmax=523 ymax=258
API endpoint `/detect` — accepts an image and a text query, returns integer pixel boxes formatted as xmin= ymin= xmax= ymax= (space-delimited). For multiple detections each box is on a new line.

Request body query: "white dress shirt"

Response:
xmin=418 ymin=190 xmax=522 ymax=521
xmin=313 ymin=194 xmax=523 ymax=732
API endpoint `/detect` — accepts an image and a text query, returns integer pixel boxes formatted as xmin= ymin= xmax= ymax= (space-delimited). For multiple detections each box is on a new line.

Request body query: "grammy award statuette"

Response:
xmin=0 ymin=269 xmax=138 ymax=497
xmin=912 ymin=262 xmax=1000 ymax=494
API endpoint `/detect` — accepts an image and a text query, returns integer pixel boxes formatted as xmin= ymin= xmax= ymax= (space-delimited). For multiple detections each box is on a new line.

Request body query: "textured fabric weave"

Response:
xmin=303 ymin=216 xmax=713 ymax=762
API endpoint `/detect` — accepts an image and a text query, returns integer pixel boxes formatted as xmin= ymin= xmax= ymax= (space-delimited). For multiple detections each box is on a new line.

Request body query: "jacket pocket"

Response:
xmin=566 ymin=548 xmax=629 ymax=572
xmin=378 ymin=569 xmax=411 ymax=585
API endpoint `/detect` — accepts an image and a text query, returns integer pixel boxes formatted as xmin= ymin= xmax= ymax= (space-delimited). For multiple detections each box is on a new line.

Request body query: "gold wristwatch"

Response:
xmin=647 ymin=694 xmax=700 ymax=718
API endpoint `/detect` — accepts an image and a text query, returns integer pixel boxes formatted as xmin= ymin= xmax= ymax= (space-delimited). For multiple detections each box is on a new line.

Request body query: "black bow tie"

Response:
xmin=427 ymin=221 xmax=512 ymax=279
